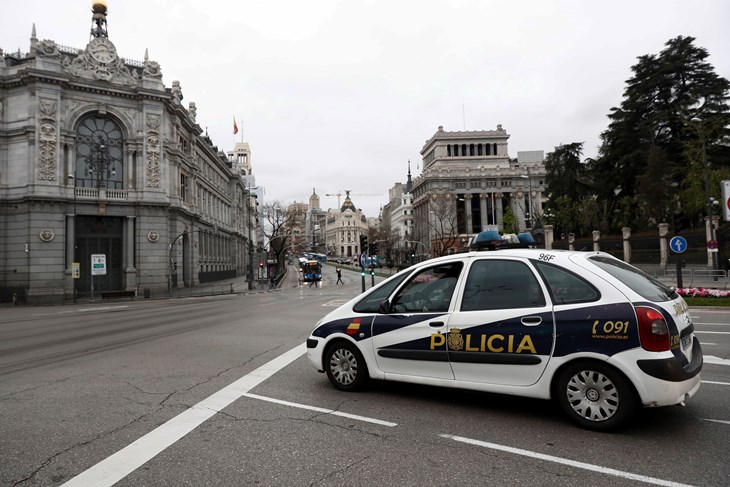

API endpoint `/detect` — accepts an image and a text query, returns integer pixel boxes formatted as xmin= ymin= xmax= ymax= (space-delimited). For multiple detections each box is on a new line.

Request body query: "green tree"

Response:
xmin=590 ymin=36 xmax=730 ymax=231
xmin=544 ymin=142 xmax=595 ymax=235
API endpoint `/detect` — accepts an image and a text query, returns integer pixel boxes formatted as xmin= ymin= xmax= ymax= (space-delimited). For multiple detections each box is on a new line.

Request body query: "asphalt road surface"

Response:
xmin=1 ymin=265 xmax=728 ymax=486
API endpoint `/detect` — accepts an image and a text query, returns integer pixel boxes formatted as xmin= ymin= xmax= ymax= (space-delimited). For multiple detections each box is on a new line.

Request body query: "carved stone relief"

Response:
xmin=37 ymin=40 xmax=60 ymax=58
xmin=38 ymin=99 xmax=57 ymax=181
xmin=61 ymin=37 xmax=138 ymax=85
xmin=145 ymin=113 xmax=161 ymax=188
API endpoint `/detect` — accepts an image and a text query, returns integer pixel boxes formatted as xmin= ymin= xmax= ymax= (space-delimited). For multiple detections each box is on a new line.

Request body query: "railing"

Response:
xmin=75 ymin=187 xmax=128 ymax=200
xmin=656 ymin=268 xmax=728 ymax=289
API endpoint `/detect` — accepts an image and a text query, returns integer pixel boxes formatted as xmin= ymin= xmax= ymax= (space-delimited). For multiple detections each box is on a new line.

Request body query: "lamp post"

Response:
xmin=245 ymin=186 xmax=255 ymax=290
xmin=691 ymin=117 xmax=717 ymax=271
xmin=68 ymin=173 xmax=77 ymax=302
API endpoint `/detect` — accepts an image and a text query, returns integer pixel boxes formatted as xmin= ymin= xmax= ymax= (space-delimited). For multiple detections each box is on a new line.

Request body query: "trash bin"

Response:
xmin=144 ymin=288 xmax=151 ymax=299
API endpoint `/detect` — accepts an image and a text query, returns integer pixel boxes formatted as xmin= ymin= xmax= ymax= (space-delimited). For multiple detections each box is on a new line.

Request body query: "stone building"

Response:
xmin=0 ymin=5 xmax=251 ymax=303
xmin=384 ymin=161 xmax=415 ymax=264
xmin=412 ymin=125 xmax=545 ymax=255
xmin=324 ymin=191 xmax=368 ymax=262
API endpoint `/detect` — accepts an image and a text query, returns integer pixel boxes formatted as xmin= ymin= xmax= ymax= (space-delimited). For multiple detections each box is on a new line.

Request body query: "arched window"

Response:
xmin=75 ymin=115 xmax=124 ymax=189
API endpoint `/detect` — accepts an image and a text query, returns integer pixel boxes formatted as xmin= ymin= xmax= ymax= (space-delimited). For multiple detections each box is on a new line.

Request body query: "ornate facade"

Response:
xmin=324 ymin=191 xmax=368 ymax=262
xmin=0 ymin=9 xmax=250 ymax=303
xmin=412 ymin=125 xmax=545 ymax=254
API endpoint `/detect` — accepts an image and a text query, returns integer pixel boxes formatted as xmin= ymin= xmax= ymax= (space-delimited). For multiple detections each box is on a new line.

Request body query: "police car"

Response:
xmin=306 ymin=231 xmax=703 ymax=431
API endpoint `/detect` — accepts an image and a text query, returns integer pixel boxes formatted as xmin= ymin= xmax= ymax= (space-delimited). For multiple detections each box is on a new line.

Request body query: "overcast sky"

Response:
xmin=3 ymin=0 xmax=729 ymax=217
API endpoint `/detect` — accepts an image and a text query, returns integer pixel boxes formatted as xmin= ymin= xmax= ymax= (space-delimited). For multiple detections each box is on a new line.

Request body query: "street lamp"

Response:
xmin=245 ymin=186 xmax=256 ymax=290
xmin=691 ymin=116 xmax=717 ymax=271
xmin=68 ymin=173 xmax=77 ymax=302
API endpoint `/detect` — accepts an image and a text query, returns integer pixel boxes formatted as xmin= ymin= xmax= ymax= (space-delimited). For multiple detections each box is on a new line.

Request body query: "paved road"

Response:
xmin=0 ymin=266 xmax=728 ymax=486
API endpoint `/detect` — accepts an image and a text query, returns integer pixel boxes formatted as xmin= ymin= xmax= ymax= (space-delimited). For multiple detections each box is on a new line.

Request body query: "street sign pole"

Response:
xmin=669 ymin=236 xmax=687 ymax=289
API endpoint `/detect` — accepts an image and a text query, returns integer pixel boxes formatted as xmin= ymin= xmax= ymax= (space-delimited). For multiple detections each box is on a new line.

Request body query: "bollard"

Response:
xmin=12 ymin=292 xmax=17 ymax=305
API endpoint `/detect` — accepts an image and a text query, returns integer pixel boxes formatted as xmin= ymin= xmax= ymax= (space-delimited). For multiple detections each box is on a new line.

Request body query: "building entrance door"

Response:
xmin=75 ymin=216 xmax=123 ymax=296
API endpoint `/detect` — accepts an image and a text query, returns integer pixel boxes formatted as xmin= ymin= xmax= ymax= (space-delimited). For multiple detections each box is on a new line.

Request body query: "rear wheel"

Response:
xmin=556 ymin=362 xmax=637 ymax=431
xmin=324 ymin=341 xmax=369 ymax=391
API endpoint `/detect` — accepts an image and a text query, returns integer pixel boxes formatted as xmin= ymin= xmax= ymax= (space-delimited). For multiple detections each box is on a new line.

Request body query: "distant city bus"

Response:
xmin=302 ymin=260 xmax=322 ymax=282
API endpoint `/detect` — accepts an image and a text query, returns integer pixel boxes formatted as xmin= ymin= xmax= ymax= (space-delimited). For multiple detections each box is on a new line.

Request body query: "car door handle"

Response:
xmin=521 ymin=316 xmax=542 ymax=326
xmin=429 ymin=321 xmax=445 ymax=328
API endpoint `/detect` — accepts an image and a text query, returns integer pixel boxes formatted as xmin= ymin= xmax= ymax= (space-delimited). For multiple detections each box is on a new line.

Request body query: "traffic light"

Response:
xmin=370 ymin=242 xmax=379 ymax=255
xmin=359 ymin=234 xmax=368 ymax=253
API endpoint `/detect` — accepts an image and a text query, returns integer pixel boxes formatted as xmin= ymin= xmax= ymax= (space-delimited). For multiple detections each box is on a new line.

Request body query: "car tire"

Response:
xmin=556 ymin=362 xmax=637 ymax=431
xmin=324 ymin=340 xmax=369 ymax=392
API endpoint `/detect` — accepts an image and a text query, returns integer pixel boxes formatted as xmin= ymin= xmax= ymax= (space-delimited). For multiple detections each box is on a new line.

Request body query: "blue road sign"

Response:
xmin=670 ymin=236 xmax=687 ymax=253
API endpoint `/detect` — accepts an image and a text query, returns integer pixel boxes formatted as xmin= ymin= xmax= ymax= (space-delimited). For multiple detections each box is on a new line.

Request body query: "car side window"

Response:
xmin=391 ymin=262 xmax=463 ymax=313
xmin=461 ymin=259 xmax=545 ymax=311
xmin=353 ymin=271 xmax=413 ymax=313
xmin=532 ymin=260 xmax=600 ymax=305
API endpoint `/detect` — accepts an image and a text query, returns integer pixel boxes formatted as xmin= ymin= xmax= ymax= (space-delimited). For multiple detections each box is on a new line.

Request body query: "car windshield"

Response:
xmin=587 ymin=255 xmax=678 ymax=302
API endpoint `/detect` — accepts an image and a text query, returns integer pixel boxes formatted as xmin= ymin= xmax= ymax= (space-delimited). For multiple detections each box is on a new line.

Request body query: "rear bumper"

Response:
xmin=636 ymin=337 xmax=703 ymax=382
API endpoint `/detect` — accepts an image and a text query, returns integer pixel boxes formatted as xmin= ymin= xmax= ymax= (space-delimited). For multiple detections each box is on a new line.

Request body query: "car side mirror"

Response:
xmin=378 ymin=300 xmax=392 ymax=314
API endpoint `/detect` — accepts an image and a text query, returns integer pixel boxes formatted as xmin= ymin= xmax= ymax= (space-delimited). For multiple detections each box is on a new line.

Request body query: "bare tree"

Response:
xmin=428 ymin=194 xmax=460 ymax=257
xmin=261 ymin=201 xmax=303 ymax=275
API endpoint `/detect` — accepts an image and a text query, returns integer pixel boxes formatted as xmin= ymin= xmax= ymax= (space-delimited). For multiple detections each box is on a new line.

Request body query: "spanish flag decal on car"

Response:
xmin=346 ymin=318 xmax=361 ymax=335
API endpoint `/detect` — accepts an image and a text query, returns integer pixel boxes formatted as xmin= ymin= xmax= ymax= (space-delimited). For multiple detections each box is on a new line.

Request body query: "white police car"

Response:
xmin=306 ymin=232 xmax=702 ymax=431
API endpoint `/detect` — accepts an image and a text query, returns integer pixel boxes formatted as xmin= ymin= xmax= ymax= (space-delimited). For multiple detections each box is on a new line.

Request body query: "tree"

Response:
xmin=544 ymin=143 xmax=598 ymax=236
xmin=590 ymin=36 xmax=730 ymax=231
xmin=261 ymin=201 xmax=303 ymax=275
xmin=428 ymin=194 xmax=460 ymax=256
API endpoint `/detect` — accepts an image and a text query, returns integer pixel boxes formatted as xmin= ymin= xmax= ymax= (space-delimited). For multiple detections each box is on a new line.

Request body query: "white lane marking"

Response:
xmin=61 ymin=344 xmax=306 ymax=487
xmin=242 ymin=392 xmax=397 ymax=427
xmin=699 ymin=418 xmax=730 ymax=425
xmin=695 ymin=331 xmax=730 ymax=335
xmin=692 ymin=322 xmax=730 ymax=326
xmin=441 ymin=434 xmax=695 ymax=487
xmin=702 ymin=380 xmax=730 ymax=386
xmin=704 ymin=355 xmax=730 ymax=366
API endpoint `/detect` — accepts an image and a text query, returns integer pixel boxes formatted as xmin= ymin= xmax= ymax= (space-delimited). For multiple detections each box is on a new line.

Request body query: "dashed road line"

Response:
xmin=440 ymin=434 xmax=696 ymax=487
xmin=242 ymin=392 xmax=397 ymax=427
xmin=704 ymin=355 xmax=730 ymax=366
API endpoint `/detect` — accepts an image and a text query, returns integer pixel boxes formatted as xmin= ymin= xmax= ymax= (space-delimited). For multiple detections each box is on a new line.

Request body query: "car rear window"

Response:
xmin=587 ymin=255 xmax=678 ymax=302
xmin=533 ymin=260 xmax=600 ymax=305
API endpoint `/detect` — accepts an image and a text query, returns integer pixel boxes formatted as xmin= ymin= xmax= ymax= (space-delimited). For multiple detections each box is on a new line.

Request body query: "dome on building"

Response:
xmin=340 ymin=190 xmax=357 ymax=212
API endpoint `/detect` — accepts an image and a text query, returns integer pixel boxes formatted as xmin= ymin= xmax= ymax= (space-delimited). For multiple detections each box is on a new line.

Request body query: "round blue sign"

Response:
xmin=669 ymin=236 xmax=687 ymax=254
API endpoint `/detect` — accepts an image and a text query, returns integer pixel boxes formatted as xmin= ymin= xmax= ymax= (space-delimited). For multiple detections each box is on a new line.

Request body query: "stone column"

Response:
xmin=124 ymin=216 xmax=137 ymax=292
xmin=568 ymin=233 xmax=575 ymax=251
xmin=592 ymin=231 xmax=601 ymax=252
xmin=464 ymin=194 xmax=472 ymax=235
xmin=658 ymin=223 xmax=668 ymax=268
xmin=622 ymin=227 xmax=631 ymax=263
xmin=705 ymin=215 xmax=720 ymax=268
xmin=496 ymin=195 xmax=503 ymax=231
xmin=544 ymin=224 xmax=554 ymax=250
xmin=480 ymin=194 xmax=488 ymax=231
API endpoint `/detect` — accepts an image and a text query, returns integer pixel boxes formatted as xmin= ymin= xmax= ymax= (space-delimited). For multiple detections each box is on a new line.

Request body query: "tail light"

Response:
xmin=636 ymin=306 xmax=670 ymax=351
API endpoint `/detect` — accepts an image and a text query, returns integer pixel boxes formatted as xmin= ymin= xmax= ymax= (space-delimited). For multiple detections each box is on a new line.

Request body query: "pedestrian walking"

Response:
xmin=336 ymin=267 xmax=343 ymax=284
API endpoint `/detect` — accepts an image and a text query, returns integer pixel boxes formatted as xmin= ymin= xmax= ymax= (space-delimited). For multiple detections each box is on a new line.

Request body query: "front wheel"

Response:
xmin=556 ymin=362 xmax=637 ymax=431
xmin=324 ymin=341 xmax=369 ymax=392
